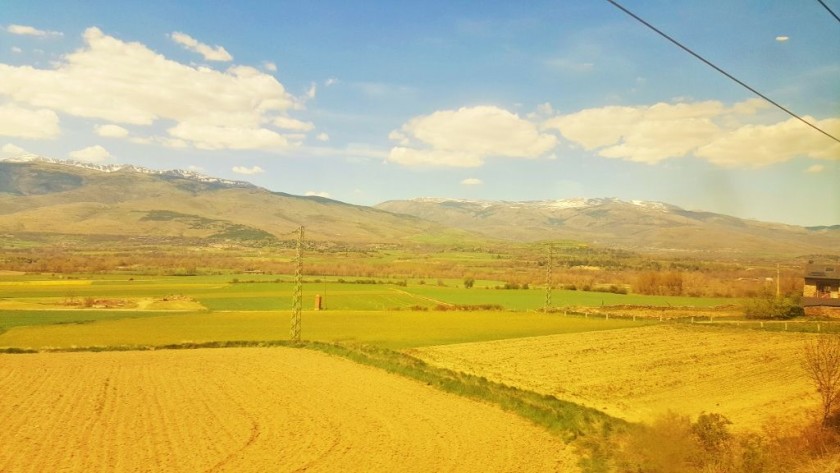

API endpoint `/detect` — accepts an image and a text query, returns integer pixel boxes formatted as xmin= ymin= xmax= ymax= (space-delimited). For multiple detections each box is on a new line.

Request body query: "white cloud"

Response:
xmin=305 ymin=191 xmax=331 ymax=198
xmin=263 ymin=61 xmax=277 ymax=72
xmin=306 ymin=83 xmax=317 ymax=100
xmin=0 ymin=103 xmax=60 ymax=138
xmin=169 ymin=32 xmax=232 ymax=62
xmin=232 ymin=165 xmax=264 ymax=175
xmin=169 ymin=122 xmax=290 ymax=150
xmin=693 ymin=116 xmax=840 ymax=167
xmin=0 ymin=27 xmax=307 ymax=151
xmin=544 ymin=99 xmax=839 ymax=167
xmin=388 ymin=105 xmax=557 ymax=167
xmin=776 ymin=36 xmax=790 ymax=42
xmin=11 ymin=47 xmax=22 ymax=54
xmin=273 ymin=116 xmax=315 ymax=131
xmin=461 ymin=178 xmax=483 ymax=185
xmin=325 ymin=77 xmax=338 ymax=87
xmin=2 ymin=143 xmax=25 ymax=155
xmin=6 ymin=25 xmax=62 ymax=37
xmin=316 ymin=132 xmax=330 ymax=142
xmin=69 ymin=145 xmax=110 ymax=162
xmin=95 ymin=124 xmax=129 ymax=138
xmin=805 ymin=164 xmax=825 ymax=174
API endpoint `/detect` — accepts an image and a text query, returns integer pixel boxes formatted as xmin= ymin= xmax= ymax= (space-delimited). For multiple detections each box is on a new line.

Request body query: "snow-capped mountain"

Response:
xmin=1 ymin=154 xmax=253 ymax=188
xmin=375 ymin=197 xmax=840 ymax=254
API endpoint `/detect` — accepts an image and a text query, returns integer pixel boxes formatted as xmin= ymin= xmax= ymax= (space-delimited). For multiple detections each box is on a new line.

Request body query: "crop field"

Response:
xmin=1 ymin=271 xmax=831 ymax=471
xmin=0 ymin=347 xmax=578 ymax=472
xmin=411 ymin=324 xmax=817 ymax=430
xmin=0 ymin=273 xmax=735 ymax=312
xmin=0 ymin=309 xmax=650 ymax=350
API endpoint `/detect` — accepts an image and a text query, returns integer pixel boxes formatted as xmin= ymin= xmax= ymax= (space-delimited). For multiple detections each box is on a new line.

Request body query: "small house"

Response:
xmin=803 ymin=263 xmax=840 ymax=317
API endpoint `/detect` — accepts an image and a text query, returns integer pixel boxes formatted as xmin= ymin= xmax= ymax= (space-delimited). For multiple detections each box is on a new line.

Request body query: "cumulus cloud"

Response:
xmin=69 ymin=145 xmax=110 ymax=162
xmin=316 ymin=132 xmax=330 ymax=142
xmin=274 ymin=116 xmax=315 ymax=131
xmin=170 ymin=32 xmax=232 ymax=62
xmin=305 ymin=191 xmax=331 ymax=198
xmin=776 ymin=35 xmax=790 ymax=42
xmin=461 ymin=178 xmax=483 ymax=185
xmin=170 ymin=123 xmax=290 ymax=150
xmin=263 ymin=61 xmax=277 ymax=72
xmin=95 ymin=124 xmax=129 ymax=138
xmin=544 ymin=99 xmax=839 ymax=167
xmin=805 ymin=164 xmax=825 ymax=174
xmin=388 ymin=105 xmax=557 ymax=167
xmin=0 ymin=103 xmax=60 ymax=138
xmin=6 ymin=24 xmax=62 ymax=37
xmin=232 ymin=165 xmax=264 ymax=175
xmin=0 ymin=27 xmax=309 ymax=151
xmin=694 ymin=116 xmax=840 ymax=167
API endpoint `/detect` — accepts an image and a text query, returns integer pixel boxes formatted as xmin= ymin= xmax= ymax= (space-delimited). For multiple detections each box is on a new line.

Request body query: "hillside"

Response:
xmin=2 ymin=157 xmax=837 ymax=256
xmin=376 ymin=197 xmax=840 ymax=255
xmin=0 ymin=158 xmax=472 ymax=245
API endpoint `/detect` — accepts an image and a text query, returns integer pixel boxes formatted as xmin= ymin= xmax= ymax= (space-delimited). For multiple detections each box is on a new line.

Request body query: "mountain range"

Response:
xmin=0 ymin=156 xmax=467 ymax=245
xmin=376 ymin=198 xmax=840 ymax=255
xmin=0 ymin=156 xmax=837 ymax=255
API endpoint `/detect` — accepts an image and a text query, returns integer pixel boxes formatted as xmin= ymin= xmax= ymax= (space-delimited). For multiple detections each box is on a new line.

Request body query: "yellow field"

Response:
xmin=411 ymin=324 xmax=818 ymax=429
xmin=0 ymin=347 xmax=578 ymax=472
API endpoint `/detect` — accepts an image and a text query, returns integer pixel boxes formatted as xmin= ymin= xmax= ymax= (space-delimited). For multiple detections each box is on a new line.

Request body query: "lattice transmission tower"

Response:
xmin=544 ymin=244 xmax=554 ymax=313
xmin=290 ymin=226 xmax=304 ymax=341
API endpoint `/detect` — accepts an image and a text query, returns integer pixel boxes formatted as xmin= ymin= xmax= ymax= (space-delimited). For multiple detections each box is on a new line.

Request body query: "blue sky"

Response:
xmin=1 ymin=0 xmax=838 ymax=226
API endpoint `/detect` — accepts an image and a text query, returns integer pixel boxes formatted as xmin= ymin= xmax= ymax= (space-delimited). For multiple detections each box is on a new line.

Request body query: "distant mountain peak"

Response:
xmin=1 ymin=154 xmax=255 ymax=189
xmin=405 ymin=196 xmax=679 ymax=212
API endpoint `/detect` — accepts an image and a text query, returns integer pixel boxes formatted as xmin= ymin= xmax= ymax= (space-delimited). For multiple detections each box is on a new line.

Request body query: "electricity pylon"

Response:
xmin=290 ymin=226 xmax=304 ymax=341
xmin=544 ymin=244 xmax=553 ymax=313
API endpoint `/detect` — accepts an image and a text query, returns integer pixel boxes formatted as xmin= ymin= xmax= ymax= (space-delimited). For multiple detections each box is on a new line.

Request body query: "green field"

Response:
xmin=0 ymin=273 xmax=736 ymax=350
xmin=0 ymin=309 xmax=655 ymax=350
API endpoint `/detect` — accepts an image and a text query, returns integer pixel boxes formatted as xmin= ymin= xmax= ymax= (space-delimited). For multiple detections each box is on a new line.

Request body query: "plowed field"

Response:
xmin=412 ymin=325 xmax=816 ymax=429
xmin=0 ymin=347 xmax=577 ymax=472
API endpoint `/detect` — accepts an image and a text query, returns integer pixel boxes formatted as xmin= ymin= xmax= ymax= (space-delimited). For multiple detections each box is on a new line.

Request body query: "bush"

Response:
xmin=744 ymin=294 xmax=803 ymax=319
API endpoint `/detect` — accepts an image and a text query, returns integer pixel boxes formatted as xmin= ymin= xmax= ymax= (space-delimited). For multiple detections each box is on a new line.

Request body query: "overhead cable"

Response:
xmin=816 ymin=0 xmax=840 ymax=24
xmin=604 ymin=0 xmax=840 ymax=145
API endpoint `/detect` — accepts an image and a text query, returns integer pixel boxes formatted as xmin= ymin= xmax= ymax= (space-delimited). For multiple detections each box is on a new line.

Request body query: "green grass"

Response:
xmin=400 ymin=285 xmax=734 ymax=310
xmin=0 ymin=310 xmax=164 ymax=334
xmin=0 ymin=309 xmax=653 ymax=350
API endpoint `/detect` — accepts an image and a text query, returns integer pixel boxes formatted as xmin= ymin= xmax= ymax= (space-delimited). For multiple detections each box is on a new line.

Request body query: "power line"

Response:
xmin=817 ymin=0 xmax=840 ymax=23
xmin=604 ymin=0 xmax=840 ymax=145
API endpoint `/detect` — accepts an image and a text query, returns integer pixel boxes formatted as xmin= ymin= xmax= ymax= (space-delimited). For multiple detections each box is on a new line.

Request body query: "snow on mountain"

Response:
xmin=1 ymin=154 xmax=254 ymax=188
xmin=406 ymin=197 xmax=678 ymax=212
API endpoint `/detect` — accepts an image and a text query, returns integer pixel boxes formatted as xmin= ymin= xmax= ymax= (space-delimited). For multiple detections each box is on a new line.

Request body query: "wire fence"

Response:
xmin=544 ymin=308 xmax=840 ymax=334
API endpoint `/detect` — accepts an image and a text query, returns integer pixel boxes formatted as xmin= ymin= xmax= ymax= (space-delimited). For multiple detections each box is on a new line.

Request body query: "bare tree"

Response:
xmin=803 ymin=335 xmax=840 ymax=426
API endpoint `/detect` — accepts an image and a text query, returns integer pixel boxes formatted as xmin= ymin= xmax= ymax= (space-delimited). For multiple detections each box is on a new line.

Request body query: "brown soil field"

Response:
xmin=0 ymin=347 xmax=577 ymax=472
xmin=411 ymin=324 xmax=818 ymax=430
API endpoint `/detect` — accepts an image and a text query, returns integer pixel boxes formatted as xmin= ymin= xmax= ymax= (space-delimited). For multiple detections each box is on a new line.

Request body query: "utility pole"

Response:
xmin=290 ymin=226 xmax=304 ymax=341
xmin=544 ymin=244 xmax=553 ymax=313
xmin=776 ymin=263 xmax=781 ymax=298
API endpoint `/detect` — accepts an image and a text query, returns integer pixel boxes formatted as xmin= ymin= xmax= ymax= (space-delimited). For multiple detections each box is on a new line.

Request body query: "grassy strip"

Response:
xmin=0 ymin=338 xmax=628 ymax=445
xmin=300 ymin=341 xmax=629 ymax=442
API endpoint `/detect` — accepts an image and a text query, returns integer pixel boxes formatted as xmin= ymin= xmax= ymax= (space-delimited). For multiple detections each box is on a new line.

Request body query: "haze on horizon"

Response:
xmin=0 ymin=0 xmax=838 ymax=226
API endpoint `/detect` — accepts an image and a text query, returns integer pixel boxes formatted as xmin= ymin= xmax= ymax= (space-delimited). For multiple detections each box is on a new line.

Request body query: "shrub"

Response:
xmin=744 ymin=294 xmax=803 ymax=319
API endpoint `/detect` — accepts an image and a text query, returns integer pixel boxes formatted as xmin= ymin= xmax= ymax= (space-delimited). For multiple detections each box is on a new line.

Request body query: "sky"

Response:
xmin=0 ymin=0 xmax=838 ymax=226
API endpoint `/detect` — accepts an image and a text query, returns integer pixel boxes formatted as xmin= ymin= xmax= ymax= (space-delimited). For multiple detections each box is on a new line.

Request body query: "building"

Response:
xmin=803 ymin=263 xmax=840 ymax=317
